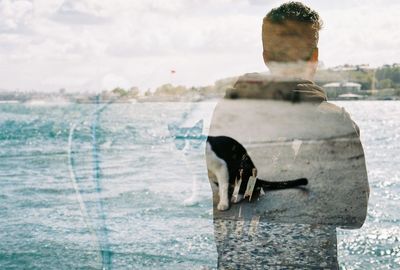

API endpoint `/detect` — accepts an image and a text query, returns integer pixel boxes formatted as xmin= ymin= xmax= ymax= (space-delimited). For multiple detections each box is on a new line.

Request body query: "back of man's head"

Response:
xmin=262 ymin=2 xmax=322 ymax=64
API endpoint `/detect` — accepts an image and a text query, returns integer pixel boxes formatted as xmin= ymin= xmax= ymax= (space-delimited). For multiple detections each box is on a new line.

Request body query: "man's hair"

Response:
xmin=265 ymin=1 xmax=322 ymax=30
xmin=262 ymin=2 xmax=323 ymax=61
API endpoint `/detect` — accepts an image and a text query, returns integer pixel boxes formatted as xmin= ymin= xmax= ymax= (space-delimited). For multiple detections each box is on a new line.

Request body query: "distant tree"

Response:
xmin=154 ymin=84 xmax=187 ymax=96
xmin=376 ymin=65 xmax=400 ymax=88
xmin=377 ymin=79 xmax=393 ymax=89
xmin=347 ymin=70 xmax=372 ymax=90
xmin=112 ymin=87 xmax=128 ymax=97
xmin=128 ymin=87 xmax=140 ymax=97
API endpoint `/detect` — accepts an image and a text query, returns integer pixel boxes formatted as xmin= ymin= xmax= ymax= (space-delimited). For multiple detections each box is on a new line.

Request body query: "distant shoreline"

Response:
xmin=0 ymin=97 xmax=398 ymax=104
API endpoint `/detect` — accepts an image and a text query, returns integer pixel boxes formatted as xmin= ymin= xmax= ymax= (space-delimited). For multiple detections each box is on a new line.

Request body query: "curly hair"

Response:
xmin=264 ymin=1 xmax=323 ymax=30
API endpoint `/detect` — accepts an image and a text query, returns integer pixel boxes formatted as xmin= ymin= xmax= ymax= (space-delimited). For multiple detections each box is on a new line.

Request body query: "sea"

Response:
xmin=0 ymin=100 xmax=398 ymax=270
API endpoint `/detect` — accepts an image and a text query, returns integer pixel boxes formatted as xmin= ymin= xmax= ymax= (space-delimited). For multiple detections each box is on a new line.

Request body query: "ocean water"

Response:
xmin=334 ymin=101 xmax=400 ymax=269
xmin=0 ymin=100 xmax=398 ymax=269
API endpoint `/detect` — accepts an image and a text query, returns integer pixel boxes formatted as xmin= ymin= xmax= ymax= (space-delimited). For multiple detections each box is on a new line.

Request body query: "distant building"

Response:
xmin=337 ymin=93 xmax=363 ymax=100
xmin=323 ymin=82 xmax=362 ymax=97
xmin=330 ymin=64 xmax=373 ymax=71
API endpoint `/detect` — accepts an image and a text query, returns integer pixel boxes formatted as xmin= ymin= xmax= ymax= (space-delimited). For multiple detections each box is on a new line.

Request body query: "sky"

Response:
xmin=0 ymin=0 xmax=399 ymax=92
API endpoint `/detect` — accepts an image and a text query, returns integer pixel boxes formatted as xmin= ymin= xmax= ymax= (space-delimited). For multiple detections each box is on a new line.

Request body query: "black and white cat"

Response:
xmin=206 ymin=136 xmax=308 ymax=211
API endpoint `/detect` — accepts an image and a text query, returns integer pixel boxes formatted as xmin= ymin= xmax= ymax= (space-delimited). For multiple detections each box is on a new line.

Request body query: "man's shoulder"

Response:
xmin=317 ymin=101 xmax=344 ymax=113
xmin=317 ymin=101 xmax=361 ymax=136
xmin=317 ymin=101 xmax=353 ymax=119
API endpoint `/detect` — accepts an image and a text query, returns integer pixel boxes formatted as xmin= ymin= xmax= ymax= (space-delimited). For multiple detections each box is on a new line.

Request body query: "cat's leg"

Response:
xmin=207 ymin=171 xmax=219 ymax=193
xmin=206 ymin=143 xmax=230 ymax=210
xmin=183 ymin=172 xmax=200 ymax=206
xmin=182 ymin=149 xmax=200 ymax=206
xmin=215 ymin=166 xmax=230 ymax=210
xmin=231 ymin=193 xmax=244 ymax=203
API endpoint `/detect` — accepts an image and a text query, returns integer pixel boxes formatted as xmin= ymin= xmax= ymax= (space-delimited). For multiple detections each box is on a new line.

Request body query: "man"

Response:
xmin=207 ymin=2 xmax=369 ymax=269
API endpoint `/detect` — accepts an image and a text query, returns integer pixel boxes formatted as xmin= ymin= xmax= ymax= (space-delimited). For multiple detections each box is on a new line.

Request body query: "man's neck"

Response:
xmin=267 ymin=61 xmax=316 ymax=81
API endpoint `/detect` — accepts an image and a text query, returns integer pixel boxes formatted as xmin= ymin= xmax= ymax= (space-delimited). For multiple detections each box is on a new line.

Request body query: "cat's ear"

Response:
xmin=168 ymin=123 xmax=177 ymax=132
xmin=194 ymin=120 xmax=203 ymax=129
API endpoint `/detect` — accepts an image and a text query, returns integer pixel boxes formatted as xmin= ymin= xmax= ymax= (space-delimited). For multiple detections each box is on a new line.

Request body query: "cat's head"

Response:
xmin=168 ymin=120 xmax=204 ymax=150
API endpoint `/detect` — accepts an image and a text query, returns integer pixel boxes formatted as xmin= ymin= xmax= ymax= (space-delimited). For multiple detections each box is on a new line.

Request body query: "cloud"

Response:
xmin=0 ymin=0 xmax=33 ymax=32
xmin=318 ymin=1 xmax=400 ymax=66
xmin=0 ymin=0 xmax=399 ymax=92
xmin=51 ymin=0 xmax=110 ymax=25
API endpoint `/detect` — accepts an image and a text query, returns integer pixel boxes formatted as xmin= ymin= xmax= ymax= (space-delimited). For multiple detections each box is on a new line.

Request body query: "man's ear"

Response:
xmin=306 ymin=47 xmax=319 ymax=79
xmin=310 ymin=47 xmax=318 ymax=63
xmin=263 ymin=50 xmax=269 ymax=66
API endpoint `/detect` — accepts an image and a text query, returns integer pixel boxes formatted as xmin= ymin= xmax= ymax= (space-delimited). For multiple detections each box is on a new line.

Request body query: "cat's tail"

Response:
xmin=257 ymin=178 xmax=308 ymax=189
